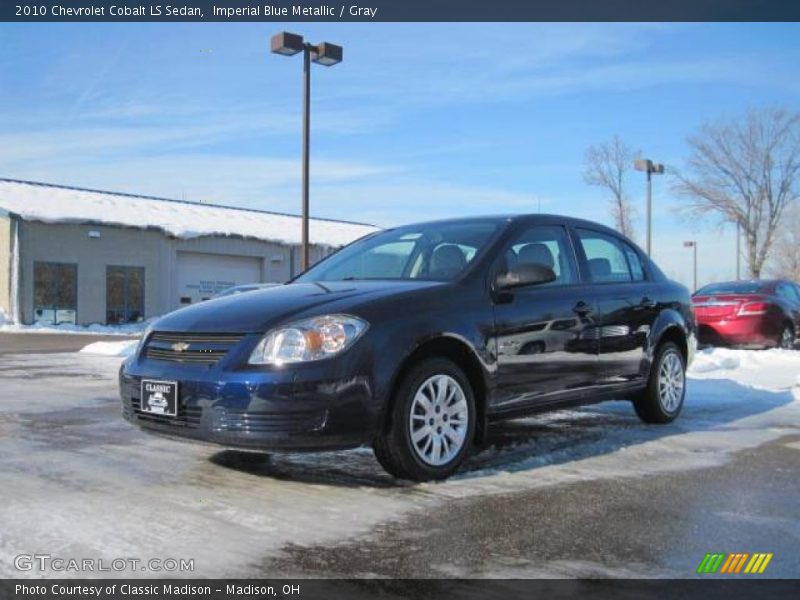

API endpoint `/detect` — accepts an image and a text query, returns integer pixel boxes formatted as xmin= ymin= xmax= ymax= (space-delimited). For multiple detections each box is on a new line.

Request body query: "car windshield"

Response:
xmin=695 ymin=281 xmax=765 ymax=295
xmin=296 ymin=220 xmax=501 ymax=282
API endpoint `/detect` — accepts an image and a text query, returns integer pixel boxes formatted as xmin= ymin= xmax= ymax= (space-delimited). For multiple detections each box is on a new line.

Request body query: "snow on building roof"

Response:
xmin=0 ymin=178 xmax=379 ymax=248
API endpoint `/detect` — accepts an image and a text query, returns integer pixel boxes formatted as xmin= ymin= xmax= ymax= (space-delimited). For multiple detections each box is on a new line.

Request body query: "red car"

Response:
xmin=692 ymin=280 xmax=800 ymax=349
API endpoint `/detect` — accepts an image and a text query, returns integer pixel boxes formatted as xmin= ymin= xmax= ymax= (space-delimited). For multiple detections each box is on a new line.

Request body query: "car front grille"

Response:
xmin=123 ymin=396 xmax=327 ymax=435
xmin=144 ymin=332 xmax=244 ymax=365
xmin=214 ymin=408 xmax=327 ymax=434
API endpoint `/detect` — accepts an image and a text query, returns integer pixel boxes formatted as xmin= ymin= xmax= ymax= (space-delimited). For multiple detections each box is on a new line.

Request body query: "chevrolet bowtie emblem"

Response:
xmin=171 ymin=342 xmax=191 ymax=352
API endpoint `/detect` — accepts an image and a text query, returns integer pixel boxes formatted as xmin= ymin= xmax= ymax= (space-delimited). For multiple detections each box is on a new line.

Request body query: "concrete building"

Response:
xmin=0 ymin=178 xmax=378 ymax=326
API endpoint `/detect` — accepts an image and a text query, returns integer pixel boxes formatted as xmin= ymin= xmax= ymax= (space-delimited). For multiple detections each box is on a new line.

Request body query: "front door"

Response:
xmin=493 ymin=224 xmax=601 ymax=409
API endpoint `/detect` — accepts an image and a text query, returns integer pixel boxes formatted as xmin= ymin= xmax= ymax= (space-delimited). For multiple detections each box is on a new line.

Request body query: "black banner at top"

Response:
xmin=2 ymin=0 xmax=800 ymax=22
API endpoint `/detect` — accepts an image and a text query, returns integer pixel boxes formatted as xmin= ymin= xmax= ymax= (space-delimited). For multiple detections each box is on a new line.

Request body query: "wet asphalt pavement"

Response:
xmin=0 ymin=333 xmax=798 ymax=579
xmin=268 ymin=434 xmax=800 ymax=578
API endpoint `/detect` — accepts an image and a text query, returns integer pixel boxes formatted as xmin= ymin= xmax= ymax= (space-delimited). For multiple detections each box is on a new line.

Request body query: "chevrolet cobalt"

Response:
xmin=120 ymin=215 xmax=696 ymax=481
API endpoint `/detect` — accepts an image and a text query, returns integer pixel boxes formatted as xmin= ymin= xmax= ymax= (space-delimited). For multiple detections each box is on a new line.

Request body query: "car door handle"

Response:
xmin=573 ymin=301 xmax=593 ymax=316
xmin=639 ymin=296 xmax=657 ymax=309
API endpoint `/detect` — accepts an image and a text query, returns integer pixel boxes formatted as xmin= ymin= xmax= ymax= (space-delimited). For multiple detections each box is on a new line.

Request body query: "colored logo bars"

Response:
xmin=697 ymin=552 xmax=773 ymax=574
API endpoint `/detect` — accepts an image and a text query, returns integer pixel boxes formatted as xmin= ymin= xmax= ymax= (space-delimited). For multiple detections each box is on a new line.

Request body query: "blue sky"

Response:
xmin=1 ymin=22 xmax=799 ymax=288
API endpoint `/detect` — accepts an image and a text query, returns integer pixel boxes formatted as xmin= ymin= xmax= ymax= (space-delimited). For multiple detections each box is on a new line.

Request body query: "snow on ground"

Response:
xmin=690 ymin=346 xmax=800 ymax=389
xmin=0 ymin=179 xmax=378 ymax=247
xmin=79 ymin=339 xmax=139 ymax=357
xmin=0 ymin=320 xmax=148 ymax=336
xmin=0 ymin=347 xmax=798 ymax=578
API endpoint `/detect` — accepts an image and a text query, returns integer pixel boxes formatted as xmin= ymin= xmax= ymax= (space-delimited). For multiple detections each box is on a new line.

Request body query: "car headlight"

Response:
xmin=248 ymin=314 xmax=368 ymax=365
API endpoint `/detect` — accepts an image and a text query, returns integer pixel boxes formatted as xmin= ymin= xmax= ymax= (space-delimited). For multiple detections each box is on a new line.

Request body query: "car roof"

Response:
xmin=391 ymin=214 xmax=623 ymax=236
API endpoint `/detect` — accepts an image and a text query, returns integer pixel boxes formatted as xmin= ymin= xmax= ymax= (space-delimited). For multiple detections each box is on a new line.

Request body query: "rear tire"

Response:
xmin=373 ymin=358 xmax=476 ymax=482
xmin=778 ymin=324 xmax=795 ymax=350
xmin=634 ymin=341 xmax=686 ymax=424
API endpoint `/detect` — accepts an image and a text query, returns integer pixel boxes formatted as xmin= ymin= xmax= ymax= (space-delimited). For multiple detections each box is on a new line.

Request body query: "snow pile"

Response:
xmin=79 ymin=340 xmax=139 ymax=357
xmin=0 ymin=179 xmax=379 ymax=248
xmin=0 ymin=308 xmax=7 ymax=325
xmin=689 ymin=347 xmax=800 ymax=390
xmin=689 ymin=347 xmax=741 ymax=373
xmin=0 ymin=319 xmax=149 ymax=336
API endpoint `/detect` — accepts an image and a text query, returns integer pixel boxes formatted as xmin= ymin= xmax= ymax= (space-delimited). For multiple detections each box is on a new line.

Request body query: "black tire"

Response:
xmin=778 ymin=323 xmax=795 ymax=350
xmin=373 ymin=357 xmax=476 ymax=482
xmin=633 ymin=341 xmax=686 ymax=424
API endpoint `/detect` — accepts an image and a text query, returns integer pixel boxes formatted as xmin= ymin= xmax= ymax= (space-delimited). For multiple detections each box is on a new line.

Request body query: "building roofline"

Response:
xmin=0 ymin=177 xmax=376 ymax=229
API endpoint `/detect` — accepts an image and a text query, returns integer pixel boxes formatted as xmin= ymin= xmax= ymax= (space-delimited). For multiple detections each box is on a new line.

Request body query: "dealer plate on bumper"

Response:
xmin=140 ymin=380 xmax=178 ymax=417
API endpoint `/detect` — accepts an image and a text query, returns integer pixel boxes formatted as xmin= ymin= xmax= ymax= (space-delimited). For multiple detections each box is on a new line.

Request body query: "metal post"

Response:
xmin=735 ymin=222 xmax=741 ymax=280
xmin=645 ymin=169 xmax=652 ymax=256
xmin=301 ymin=45 xmax=311 ymax=272
xmin=693 ymin=242 xmax=698 ymax=292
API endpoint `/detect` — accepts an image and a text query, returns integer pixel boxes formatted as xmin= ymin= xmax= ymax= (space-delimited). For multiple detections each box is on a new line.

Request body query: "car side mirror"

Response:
xmin=495 ymin=263 xmax=556 ymax=290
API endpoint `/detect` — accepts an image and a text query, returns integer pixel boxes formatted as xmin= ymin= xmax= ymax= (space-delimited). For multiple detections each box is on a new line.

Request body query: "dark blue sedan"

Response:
xmin=120 ymin=215 xmax=695 ymax=481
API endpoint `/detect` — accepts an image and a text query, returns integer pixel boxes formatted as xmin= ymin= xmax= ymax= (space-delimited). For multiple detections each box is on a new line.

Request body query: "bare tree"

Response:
xmin=673 ymin=108 xmax=800 ymax=278
xmin=583 ymin=136 xmax=639 ymax=239
xmin=769 ymin=204 xmax=800 ymax=281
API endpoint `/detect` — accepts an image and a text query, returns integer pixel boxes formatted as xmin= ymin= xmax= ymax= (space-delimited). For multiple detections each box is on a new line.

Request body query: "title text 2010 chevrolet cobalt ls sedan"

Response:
xmin=120 ymin=215 xmax=696 ymax=481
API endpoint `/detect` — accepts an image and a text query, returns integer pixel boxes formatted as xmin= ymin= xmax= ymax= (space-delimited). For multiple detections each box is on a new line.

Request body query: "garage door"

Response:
xmin=175 ymin=252 xmax=262 ymax=306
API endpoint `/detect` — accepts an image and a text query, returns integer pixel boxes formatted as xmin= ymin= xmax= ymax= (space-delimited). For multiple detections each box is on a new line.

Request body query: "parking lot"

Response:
xmin=0 ymin=333 xmax=798 ymax=578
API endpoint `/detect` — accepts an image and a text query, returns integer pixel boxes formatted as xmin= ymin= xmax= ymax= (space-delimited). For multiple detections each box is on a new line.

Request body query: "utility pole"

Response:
xmin=633 ymin=158 xmax=665 ymax=256
xmin=684 ymin=240 xmax=698 ymax=292
xmin=271 ymin=32 xmax=343 ymax=271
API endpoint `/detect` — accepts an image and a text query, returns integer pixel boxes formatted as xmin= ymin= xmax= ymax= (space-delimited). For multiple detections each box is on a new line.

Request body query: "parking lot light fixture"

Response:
xmin=270 ymin=31 xmax=304 ymax=56
xmin=313 ymin=43 xmax=343 ymax=66
xmin=683 ymin=240 xmax=698 ymax=292
xmin=634 ymin=158 xmax=665 ymax=257
xmin=271 ymin=32 xmax=343 ymax=272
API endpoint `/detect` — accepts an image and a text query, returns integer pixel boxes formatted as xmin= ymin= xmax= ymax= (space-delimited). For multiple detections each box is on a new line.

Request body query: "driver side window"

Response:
xmin=500 ymin=225 xmax=577 ymax=286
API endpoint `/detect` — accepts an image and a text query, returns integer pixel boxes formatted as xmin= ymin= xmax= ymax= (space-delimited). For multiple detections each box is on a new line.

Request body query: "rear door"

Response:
xmin=492 ymin=223 xmax=601 ymax=408
xmin=572 ymin=227 xmax=658 ymax=385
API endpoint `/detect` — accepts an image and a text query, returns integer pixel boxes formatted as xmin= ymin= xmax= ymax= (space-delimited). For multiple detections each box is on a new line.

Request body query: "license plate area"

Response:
xmin=140 ymin=379 xmax=178 ymax=417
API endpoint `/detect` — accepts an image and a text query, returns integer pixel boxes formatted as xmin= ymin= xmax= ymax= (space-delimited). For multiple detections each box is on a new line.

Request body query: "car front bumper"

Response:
xmin=119 ymin=337 xmax=378 ymax=452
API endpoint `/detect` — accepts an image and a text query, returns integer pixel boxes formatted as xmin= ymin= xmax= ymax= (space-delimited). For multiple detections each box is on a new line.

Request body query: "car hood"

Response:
xmin=153 ymin=280 xmax=445 ymax=333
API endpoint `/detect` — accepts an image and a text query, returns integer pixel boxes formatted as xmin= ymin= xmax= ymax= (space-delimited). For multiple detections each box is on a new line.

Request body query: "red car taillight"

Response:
xmin=738 ymin=301 xmax=769 ymax=316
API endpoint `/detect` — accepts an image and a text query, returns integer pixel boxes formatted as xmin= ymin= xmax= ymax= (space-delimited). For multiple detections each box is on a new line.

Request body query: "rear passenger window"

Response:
xmin=576 ymin=229 xmax=633 ymax=283
xmin=778 ymin=283 xmax=800 ymax=303
xmin=623 ymin=243 xmax=646 ymax=281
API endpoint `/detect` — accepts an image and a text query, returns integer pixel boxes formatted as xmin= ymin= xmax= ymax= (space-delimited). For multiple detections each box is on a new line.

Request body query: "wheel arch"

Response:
xmin=382 ymin=334 xmax=490 ymax=446
xmin=650 ymin=308 xmax=689 ymax=364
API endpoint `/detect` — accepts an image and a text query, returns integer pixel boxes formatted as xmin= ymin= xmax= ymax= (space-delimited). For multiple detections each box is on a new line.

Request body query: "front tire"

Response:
xmin=634 ymin=341 xmax=686 ymax=424
xmin=373 ymin=358 xmax=476 ymax=482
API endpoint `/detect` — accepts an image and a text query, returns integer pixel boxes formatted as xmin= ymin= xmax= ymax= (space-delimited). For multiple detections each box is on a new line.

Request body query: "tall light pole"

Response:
xmin=735 ymin=221 xmax=741 ymax=280
xmin=683 ymin=240 xmax=697 ymax=292
xmin=633 ymin=158 xmax=664 ymax=256
xmin=271 ymin=32 xmax=343 ymax=272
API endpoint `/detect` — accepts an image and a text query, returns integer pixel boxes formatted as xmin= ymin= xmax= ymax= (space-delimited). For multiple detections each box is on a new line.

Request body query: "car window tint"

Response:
xmin=321 ymin=240 xmax=416 ymax=280
xmin=297 ymin=221 xmax=500 ymax=282
xmin=778 ymin=283 xmax=800 ymax=303
xmin=501 ymin=225 xmax=577 ymax=286
xmin=576 ymin=229 xmax=633 ymax=283
xmin=623 ymin=243 xmax=646 ymax=281
xmin=696 ymin=281 xmax=762 ymax=294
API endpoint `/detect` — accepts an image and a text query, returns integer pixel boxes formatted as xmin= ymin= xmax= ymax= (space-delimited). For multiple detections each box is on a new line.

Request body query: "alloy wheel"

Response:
xmin=780 ymin=326 xmax=794 ymax=349
xmin=657 ymin=350 xmax=684 ymax=414
xmin=408 ymin=374 xmax=469 ymax=466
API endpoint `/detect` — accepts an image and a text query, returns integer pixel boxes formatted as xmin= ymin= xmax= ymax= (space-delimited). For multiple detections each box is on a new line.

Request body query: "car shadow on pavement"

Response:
xmin=208 ymin=377 xmax=796 ymax=488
